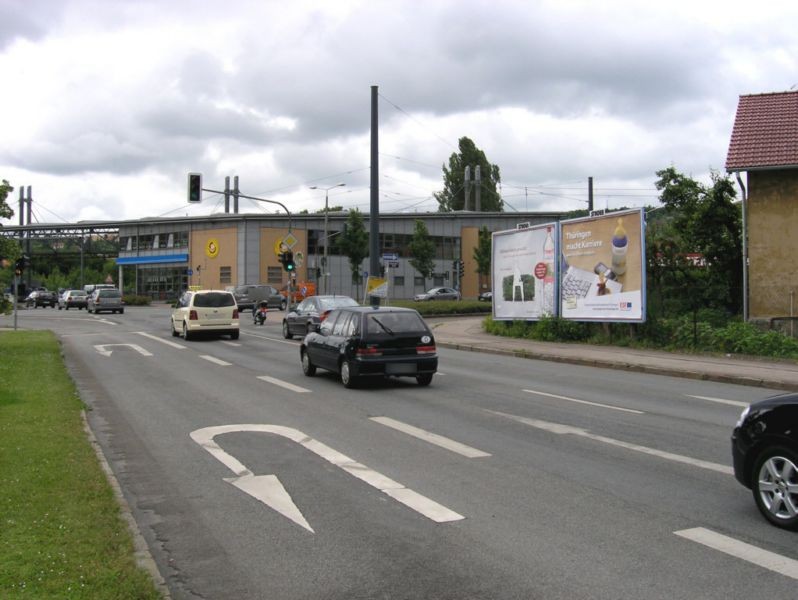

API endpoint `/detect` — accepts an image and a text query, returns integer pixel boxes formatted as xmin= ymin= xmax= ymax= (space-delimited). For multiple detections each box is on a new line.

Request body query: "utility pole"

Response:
xmin=475 ymin=165 xmax=481 ymax=212
xmin=224 ymin=176 xmax=230 ymax=213
xmin=369 ymin=85 xmax=380 ymax=306
xmin=464 ymin=166 xmax=471 ymax=211
xmin=233 ymin=176 xmax=239 ymax=214
xmin=588 ymin=176 xmax=594 ymax=212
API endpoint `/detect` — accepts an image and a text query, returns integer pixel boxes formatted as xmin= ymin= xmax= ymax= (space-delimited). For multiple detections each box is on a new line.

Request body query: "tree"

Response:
xmin=1 ymin=179 xmax=19 ymax=264
xmin=649 ymin=166 xmax=742 ymax=317
xmin=408 ymin=220 xmax=435 ymax=280
xmin=473 ymin=226 xmax=491 ymax=277
xmin=434 ymin=137 xmax=502 ymax=212
xmin=335 ymin=209 xmax=369 ymax=289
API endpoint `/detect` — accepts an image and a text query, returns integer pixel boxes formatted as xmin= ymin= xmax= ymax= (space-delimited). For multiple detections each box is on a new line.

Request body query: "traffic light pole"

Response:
xmin=199 ymin=185 xmax=293 ymax=232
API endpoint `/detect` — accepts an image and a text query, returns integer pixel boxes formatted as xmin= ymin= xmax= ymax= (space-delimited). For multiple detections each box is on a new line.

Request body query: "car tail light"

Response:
xmin=356 ymin=345 xmax=382 ymax=357
xmin=320 ymin=310 xmax=331 ymax=322
xmin=233 ymin=309 xmax=239 ymax=319
xmin=189 ymin=310 xmax=198 ymax=320
xmin=416 ymin=345 xmax=436 ymax=355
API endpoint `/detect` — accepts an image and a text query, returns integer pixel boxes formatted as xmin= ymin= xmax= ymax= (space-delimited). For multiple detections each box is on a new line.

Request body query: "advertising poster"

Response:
xmin=559 ymin=208 xmax=645 ymax=322
xmin=492 ymin=224 xmax=557 ymax=321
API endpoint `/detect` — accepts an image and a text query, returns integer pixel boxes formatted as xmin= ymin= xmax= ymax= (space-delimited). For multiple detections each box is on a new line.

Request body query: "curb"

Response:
xmin=82 ymin=412 xmax=172 ymax=599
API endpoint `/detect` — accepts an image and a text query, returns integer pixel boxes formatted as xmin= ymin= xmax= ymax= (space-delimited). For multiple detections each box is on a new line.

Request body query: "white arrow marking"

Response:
xmin=93 ymin=344 xmax=153 ymax=358
xmin=190 ymin=424 xmax=464 ymax=533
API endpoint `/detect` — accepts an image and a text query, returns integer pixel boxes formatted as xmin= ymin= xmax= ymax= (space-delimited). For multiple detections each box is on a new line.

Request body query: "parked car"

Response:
xmin=299 ymin=306 xmax=437 ymax=388
xmin=25 ymin=288 xmax=57 ymax=308
xmin=171 ymin=289 xmax=239 ymax=340
xmin=478 ymin=291 xmax=493 ymax=302
xmin=732 ymin=393 xmax=798 ymax=530
xmin=282 ymin=295 xmax=359 ymax=339
xmin=414 ymin=287 xmax=461 ymax=302
xmin=233 ymin=284 xmax=286 ymax=312
xmin=87 ymin=288 xmax=124 ymax=314
xmin=58 ymin=289 xmax=88 ymax=310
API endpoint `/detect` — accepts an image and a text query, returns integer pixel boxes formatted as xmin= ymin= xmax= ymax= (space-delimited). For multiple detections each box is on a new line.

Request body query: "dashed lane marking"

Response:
xmin=675 ymin=528 xmax=798 ymax=580
xmin=135 ymin=331 xmax=186 ymax=349
xmin=257 ymin=376 xmax=311 ymax=393
xmin=523 ymin=388 xmax=644 ymax=415
xmin=684 ymin=394 xmax=748 ymax=408
xmin=200 ymin=355 xmax=233 ymax=367
xmin=371 ymin=416 xmax=490 ymax=458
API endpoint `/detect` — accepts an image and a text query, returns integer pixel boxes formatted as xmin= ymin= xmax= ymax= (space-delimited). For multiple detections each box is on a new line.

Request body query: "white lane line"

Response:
xmin=257 ymin=375 xmax=311 ymax=393
xmin=685 ymin=394 xmax=748 ymax=408
xmin=370 ymin=416 xmax=491 ymax=458
xmin=487 ymin=410 xmax=733 ymax=475
xmin=222 ymin=341 xmax=241 ymax=347
xmin=241 ymin=331 xmax=298 ymax=346
xmin=675 ymin=528 xmax=798 ymax=580
xmin=200 ymin=355 xmax=233 ymax=367
xmin=523 ymin=388 xmax=644 ymax=415
xmin=135 ymin=331 xmax=186 ymax=349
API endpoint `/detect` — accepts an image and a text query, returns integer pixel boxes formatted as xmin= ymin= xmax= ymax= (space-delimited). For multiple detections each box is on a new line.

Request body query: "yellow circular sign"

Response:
xmin=205 ymin=238 xmax=220 ymax=259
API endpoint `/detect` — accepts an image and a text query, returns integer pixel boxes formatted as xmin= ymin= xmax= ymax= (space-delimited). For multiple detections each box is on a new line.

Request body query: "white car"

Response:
xmin=171 ymin=289 xmax=239 ymax=341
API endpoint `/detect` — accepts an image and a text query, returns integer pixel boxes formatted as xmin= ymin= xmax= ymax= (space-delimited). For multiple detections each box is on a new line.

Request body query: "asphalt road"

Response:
xmin=4 ymin=306 xmax=796 ymax=599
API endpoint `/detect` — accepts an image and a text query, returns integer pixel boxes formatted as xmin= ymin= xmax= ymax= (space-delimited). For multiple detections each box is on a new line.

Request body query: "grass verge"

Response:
xmin=0 ymin=330 xmax=161 ymax=599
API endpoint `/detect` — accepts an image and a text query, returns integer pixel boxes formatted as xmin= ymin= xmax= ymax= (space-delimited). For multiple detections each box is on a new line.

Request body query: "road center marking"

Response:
xmin=135 ymin=331 xmax=186 ymax=349
xmin=257 ymin=376 xmax=311 ymax=393
xmin=675 ymin=528 xmax=798 ymax=580
xmin=523 ymin=388 xmax=644 ymax=414
xmin=370 ymin=417 xmax=490 ymax=458
xmin=200 ymin=355 xmax=232 ymax=366
xmin=684 ymin=394 xmax=748 ymax=408
xmin=190 ymin=424 xmax=464 ymax=532
xmin=487 ymin=410 xmax=733 ymax=475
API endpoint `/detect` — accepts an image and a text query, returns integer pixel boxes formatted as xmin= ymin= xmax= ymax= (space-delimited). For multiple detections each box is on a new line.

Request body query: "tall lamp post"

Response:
xmin=310 ymin=183 xmax=345 ymax=294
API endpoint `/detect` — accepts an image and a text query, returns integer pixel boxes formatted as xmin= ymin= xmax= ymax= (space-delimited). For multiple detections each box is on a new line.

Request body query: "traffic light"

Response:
xmin=187 ymin=173 xmax=202 ymax=203
xmin=280 ymin=250 xmax=295 ymax=272
xmin=14 ymin=254 xmax=29 ymax=277
xmin=458 ymin=260 xmax=465 ymax=279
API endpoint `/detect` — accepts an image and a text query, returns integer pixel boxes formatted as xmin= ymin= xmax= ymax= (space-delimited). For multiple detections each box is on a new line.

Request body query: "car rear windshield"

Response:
xmin=98 ymin=290 xmax=121 ymax=298
xmin=319 ymin=297 xmax=359 ymax=311
xmin=366 ymin=312 xmax=427 ymax=334
xmin=194 ymin=292 xmax=235 ymax=308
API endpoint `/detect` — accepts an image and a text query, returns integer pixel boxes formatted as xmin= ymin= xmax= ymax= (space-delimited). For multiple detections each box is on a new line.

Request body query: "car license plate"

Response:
xmin=386 ymin=363 xmax=417 ymax=375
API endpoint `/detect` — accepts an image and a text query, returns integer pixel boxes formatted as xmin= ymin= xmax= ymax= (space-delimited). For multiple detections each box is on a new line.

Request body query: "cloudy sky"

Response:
xmin=1 ymin=0 xmax=795 ymax=226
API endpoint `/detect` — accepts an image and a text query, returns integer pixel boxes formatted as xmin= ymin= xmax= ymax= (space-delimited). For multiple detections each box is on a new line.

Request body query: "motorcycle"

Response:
xmin=253 ymin=302 xmax=268 ymax=326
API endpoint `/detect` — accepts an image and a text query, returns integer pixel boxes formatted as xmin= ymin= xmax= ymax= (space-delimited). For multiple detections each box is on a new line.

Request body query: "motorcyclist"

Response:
xmin=253 ymin=300 xmax=268 ymax=325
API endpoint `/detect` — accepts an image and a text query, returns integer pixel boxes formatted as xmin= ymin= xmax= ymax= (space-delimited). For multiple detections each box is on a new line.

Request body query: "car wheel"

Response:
xmin=301 ymin=350 xmax=316 ymax=376
xmin=416 ymin=373 xmax=433 ymax=386
xmin=182 ymin=321 xmax=193 ymax=341
xmin=58 ymin=305 xmax=63 ymax=310
xmin=230 ymin=330 xmax=240 ymax=340
xmin=120 ymin=308 xmax=124 ymax=314
xmin=340 ymin=360 xmax=358 ymax=389
xmin=282 ymin=321 xmax=293 ymax=339
xmin=752 ymin=446 xmax=798 ymax=530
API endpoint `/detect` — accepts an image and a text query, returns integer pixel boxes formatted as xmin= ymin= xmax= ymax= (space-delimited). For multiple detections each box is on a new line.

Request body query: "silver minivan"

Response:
xmin=87 ymin=288 xmax=124 ymax=314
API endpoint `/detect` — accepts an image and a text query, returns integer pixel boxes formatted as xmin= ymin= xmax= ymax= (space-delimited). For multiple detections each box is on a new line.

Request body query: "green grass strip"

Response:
xmin=0 ymin=331 xmax=161 ymax=599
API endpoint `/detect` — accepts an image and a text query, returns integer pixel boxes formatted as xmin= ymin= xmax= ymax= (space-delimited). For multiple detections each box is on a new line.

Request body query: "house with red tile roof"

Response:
xmin=726 ymin=90 xmax=798 ymax=322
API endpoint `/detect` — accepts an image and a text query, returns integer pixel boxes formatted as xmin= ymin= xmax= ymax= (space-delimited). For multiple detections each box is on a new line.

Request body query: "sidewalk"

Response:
xmin=427 ymin=315 xmax=798 ymax=392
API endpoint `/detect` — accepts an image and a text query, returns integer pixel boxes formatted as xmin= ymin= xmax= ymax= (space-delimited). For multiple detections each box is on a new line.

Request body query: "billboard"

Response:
xmin=559 ymin=208 xmax=645 ymax=322
xmin=492 ymin=224 xmax=558 ymax=320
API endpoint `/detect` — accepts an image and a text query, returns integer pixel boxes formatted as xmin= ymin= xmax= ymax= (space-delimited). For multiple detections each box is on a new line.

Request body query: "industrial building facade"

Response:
xmin=115 ymin=211 xmax=561 ymax=301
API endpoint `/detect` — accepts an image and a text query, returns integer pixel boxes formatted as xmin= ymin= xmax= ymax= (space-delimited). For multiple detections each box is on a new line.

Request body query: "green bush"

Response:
xmin=122 ymin=295 xmax=152 ymax=306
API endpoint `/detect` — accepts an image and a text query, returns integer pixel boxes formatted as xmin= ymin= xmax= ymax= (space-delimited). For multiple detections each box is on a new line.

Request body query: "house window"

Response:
xmin=220 ymin=266 xmax=232 ymax=285
xmin=393 ymin=276 xmax=405 ymax=287
xmin=267 ymin=266 xmax=283 ymax=285
xmin=414 ymin=276 xmax=425 ymax=287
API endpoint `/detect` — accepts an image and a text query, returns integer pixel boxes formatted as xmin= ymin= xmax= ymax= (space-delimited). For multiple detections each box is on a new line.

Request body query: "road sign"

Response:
xmin=382 ymin=252 xmax=398 ymax=261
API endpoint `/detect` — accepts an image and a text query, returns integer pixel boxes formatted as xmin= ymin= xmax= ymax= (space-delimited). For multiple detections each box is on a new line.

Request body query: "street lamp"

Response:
xmin=310 ymin=183 xmax=346 ymax=294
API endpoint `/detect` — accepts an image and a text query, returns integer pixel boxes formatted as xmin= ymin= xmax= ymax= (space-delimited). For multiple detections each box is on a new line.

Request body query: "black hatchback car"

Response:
xmin=299 ymin=306 xmax=437 ymax=388
xmin=732 ymin=393 xmax=798 ymax=530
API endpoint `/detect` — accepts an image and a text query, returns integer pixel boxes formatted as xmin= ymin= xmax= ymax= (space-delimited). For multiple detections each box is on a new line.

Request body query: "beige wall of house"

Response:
xmin=748 ymin=170 xmax=798 ymax=319
xmin=188 ymin=227 xmax=237 ymax=289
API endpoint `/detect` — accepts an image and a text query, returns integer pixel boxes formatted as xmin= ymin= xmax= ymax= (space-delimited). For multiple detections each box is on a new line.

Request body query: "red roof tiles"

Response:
xmin=725 ymin=90 xmax=798 ymax=171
